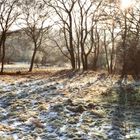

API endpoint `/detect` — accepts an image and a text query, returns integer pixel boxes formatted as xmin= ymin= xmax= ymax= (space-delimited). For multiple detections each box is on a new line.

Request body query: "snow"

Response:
xmin=0 ymin=70 xmax=140 ymax=139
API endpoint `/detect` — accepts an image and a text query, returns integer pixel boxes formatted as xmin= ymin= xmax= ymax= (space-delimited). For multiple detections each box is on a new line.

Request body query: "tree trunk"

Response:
xmin=69 ymin=13 xmax=75 ymax=70
xmin=77 ymin=58 xmax=80 ymax=70
xmin=121 ymin=11 xmax=127 ymax=78
xmin=29 ymin=46 xmax=37 ymax=72
xmin=1 ymin=38 xmax=6 ymax=73
xmin=110 ymin=35 xmax=115 ymax=74
xmin=70 ymin=53 xmax=76 ymax=70
xmin=104 ymin=30 xmax=110 ymax=73
xmin=77 ymin=45 xmax=80 ymax=69
xmin=93 ymin=40 xmax=100 ymax=71
xmin=81 ymin=51 xmax=85 ymax=70
xmin=0 ymin=45 xmax=1 ymax=62
xmin=83 ymin=55 xmax=88 ymax=71
xmin=0 ymin=33 xmax=6 ymax=73
xmin=0 ymin=34 xmax=3 ymax=63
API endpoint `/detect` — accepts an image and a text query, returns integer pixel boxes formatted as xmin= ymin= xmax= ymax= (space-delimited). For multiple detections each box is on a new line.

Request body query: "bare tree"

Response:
xmin=76 ymin=0 xmax=93 ymax=70
xmin=0 ymin=0 xmax=19 ymax=73
xmin=48 ymin=0 xmax=76 ymax=70
xmin=120 ymin=8 xmax=131 ymax=79
xmin=20 ymin=0 xmax=50 ymax=72
xmin=90 ymin=1 xmax=103 ymax=70
xmin=102 ymin=3 xmax=121 ymax=74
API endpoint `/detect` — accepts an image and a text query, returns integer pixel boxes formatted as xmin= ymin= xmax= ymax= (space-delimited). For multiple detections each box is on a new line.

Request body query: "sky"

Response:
xmin=9 ymin=0 xmax=137 ymax=31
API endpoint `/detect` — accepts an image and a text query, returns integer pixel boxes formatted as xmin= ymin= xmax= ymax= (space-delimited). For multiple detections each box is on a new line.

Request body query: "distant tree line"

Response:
xmin=0 ymin=0 xmax=140 ymax=78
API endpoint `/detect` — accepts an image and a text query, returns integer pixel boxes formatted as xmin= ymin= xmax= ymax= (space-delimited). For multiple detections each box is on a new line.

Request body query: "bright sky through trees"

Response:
xmin=8 ymin=0 xmax=137 ymax=31
xmin=120 ymin=0 xmax=134 ymax=9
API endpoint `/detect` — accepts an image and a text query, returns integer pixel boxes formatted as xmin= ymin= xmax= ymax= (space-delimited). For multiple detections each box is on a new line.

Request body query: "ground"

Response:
xmin=0 ymin=65 xmax=140 ymax=140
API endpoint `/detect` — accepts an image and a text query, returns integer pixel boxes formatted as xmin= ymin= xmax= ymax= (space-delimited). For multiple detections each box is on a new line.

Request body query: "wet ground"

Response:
xmin=0 ymin=70 xmax=140 ymax=140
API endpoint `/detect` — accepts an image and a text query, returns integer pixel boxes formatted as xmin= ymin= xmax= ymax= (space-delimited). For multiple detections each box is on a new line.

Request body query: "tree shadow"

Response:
xmin=102 ymin=80 xmax=140 ymax=139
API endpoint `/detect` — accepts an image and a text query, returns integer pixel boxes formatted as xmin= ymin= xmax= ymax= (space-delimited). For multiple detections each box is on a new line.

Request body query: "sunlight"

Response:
xmin=120 ymin=0 xmax=133 ymax=9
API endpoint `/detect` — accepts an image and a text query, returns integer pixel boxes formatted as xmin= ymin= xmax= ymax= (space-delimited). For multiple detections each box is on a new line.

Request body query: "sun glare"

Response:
xmin=120 ymin=0 xmax=133 ymax=9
